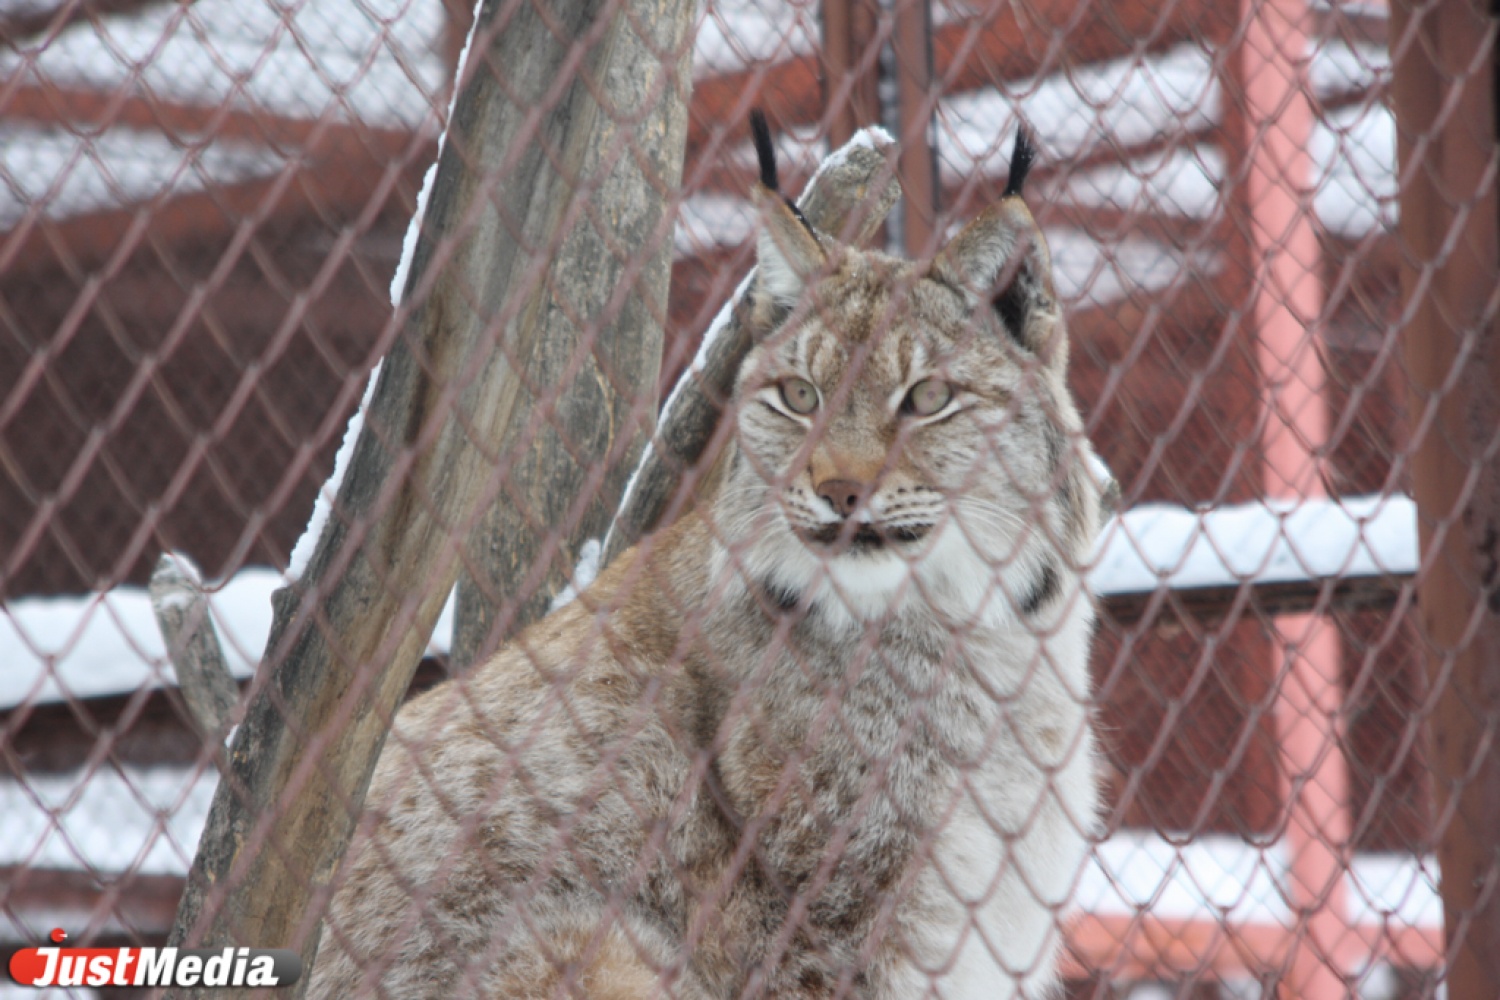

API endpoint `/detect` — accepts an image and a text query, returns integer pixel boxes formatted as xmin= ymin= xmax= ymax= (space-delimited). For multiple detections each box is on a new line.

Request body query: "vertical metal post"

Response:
xmin=890 ymin=0 xmax=938 ymax=257
xmin=1223 ymin=0 xmax=1355 ymax=994
xmin=821 ymin=0 xmax=881 ymax=149
xmin=1389 ymin=1 xmax=1500 ymax=996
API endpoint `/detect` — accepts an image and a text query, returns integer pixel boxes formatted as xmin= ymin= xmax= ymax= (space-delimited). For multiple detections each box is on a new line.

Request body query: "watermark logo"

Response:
xmin=6 ymin=930 xmax=301 ymax=988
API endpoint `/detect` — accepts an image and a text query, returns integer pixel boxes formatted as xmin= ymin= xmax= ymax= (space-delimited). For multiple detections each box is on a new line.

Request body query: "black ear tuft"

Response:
xmin=750 ymin=110 xmax=779 ymax=193
xmin=750 ymin=108 xmax=820 ymax=239
xmin=1003 ymin=124 xmax=1037 ymax=199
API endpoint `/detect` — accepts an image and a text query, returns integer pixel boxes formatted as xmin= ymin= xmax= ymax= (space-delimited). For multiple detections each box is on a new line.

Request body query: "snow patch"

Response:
xmin=0 ymin=124 xmax=283 ymax=229
xmin=1090 ymin=494 xmax=1417 ymax=595
xmin=1080 ymin=830 xmax=1440 ymax=929
xmin=549 ymin=539 xmax=604 ymax=611
xmin=693 ymin=0 xmax=819 ymax=77
xmin=0 ymin=766 xmax=215 ymax=876
xmin=287 ymin=360 xmax=382 ymax=580
xmin=0 ymin=0 xmax=450 ymax=131
xmin=0 ymin=566 xmax=455 ymax=710
xmin=391 ymin=0 xmax=483 ymax=305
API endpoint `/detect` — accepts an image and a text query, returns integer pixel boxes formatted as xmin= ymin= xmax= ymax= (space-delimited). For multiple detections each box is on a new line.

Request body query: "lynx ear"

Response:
xmin=755 ymin=188 xmax=826 ymax=309
xmin=748 ymin=109 xmax=826 ymax=317
xmin=932 ymin=129 xmax=1061 ymax=363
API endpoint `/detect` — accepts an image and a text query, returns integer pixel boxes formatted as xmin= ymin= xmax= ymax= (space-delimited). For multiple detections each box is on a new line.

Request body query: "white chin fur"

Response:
xmin=736 ymin=517 xmax=1043 ymax=630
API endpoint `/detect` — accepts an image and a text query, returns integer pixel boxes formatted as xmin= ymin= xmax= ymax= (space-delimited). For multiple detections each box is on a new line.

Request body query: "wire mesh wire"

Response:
xmin=0 ymin=0 xmax=1487 ymax=997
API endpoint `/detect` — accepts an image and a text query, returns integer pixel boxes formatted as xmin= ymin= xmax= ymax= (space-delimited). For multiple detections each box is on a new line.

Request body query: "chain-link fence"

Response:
xmin=2 ymin=0 xmax=1496 ymax=997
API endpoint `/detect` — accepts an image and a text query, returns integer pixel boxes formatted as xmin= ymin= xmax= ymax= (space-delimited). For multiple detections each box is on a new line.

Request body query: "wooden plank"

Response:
xmin=159 ymin=0 xmax=696 ymax=992
xmin=0 ymin=0 xmax=167 ymax=48
xmin=1101 ymin=573 xmax=1415 ymax=629
xmin=0 ymin=129 xmax=433 ymax=276
xmin=0 ymin=83 xmax=417 ymax=156
xmin=0 ymin=659 xmax=453 ymax=778
xmin=0 ymin=867 xmax=183 ymax=945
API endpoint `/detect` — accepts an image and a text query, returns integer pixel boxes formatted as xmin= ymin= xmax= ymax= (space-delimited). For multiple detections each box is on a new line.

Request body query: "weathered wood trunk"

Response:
xmin=448 ymin=0 xmax=695 ymax=666
xmin=161 ymin=0 xmax=694 ymax=993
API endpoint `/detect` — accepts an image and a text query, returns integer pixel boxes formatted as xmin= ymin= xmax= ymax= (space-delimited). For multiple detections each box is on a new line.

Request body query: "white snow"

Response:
xmin=675 ymin=193 xmax=757 ymax=257
xmin=935 ymin=45 xmax=1222 ymax=187
xmin=0 ymin=565 xmax=455 ymax=710
xmin=1043 ymin=227 xmax=1221 ymax=309
xmin=693 ymin=0 xmax=819 ymax=78
xmin=1089 ymin=494 xmax=1417 ymax=595
xmin=391 ymin=159 xmax=441 ymax=305
xmin=0 ymin=0 xmax=451 ymax=131
xmin=1080 ymin=830 xmax=1441 ymax=930
xmin=287 ymin=359 xmax=382 ymax=580
xmin=1311 ymin=103 xmax=1397 ymax=239
xmin=548 ymin=539 xmax=604 ymax=611
xmin=0 ymin=124 xmax=284 ymax=229
xmin=390 ymin=0 xmax=483 ymax=306
xmin=1052 ymin=103 xmax=1395 ymax=241
xmin=0 ymin=570 xmax=278 ymax=708
xmin=0 ymin=765 xmax=215 ymax=877
xmin=939 ymin=39 xmax=1393 ymax=238
xmin=1055 ymin=145 xmax=1227 ymax=222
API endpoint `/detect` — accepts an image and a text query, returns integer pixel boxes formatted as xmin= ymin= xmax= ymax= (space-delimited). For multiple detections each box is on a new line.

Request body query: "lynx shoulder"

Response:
xmin=308 ymin=120 xmax=1106 ymax=1000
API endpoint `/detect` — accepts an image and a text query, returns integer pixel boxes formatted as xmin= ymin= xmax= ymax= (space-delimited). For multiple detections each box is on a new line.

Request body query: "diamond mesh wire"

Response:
xmin=0 ymin=0 xmax=1489 ymax=997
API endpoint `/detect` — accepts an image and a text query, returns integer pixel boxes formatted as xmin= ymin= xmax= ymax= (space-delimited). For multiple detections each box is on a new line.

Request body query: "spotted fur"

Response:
xmin=308 ymin=129 xmax=1105 ymax=1000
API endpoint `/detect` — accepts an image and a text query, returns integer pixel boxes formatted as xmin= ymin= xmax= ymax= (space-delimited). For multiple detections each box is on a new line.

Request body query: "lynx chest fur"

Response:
xmin=308 ymin=126 xmax=1105 ymax=1000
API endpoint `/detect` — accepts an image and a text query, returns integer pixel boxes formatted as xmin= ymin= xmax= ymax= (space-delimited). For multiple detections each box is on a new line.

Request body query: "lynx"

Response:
xmin=308 ymin=118 xmax=1105 ymax=1000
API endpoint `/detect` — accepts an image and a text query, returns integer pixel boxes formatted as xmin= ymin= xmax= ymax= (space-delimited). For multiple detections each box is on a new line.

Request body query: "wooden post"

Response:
xmin=1389 ymin=1 xmax=1500 ymax=995
xmin=447 ymin=0 xmax=695 ymax=667
xmin=161 ymin=0 xmax=695 ymax=992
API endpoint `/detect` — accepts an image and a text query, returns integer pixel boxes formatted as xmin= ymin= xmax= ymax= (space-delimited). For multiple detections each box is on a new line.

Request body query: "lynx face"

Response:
xmin=716 ymin=190 xmax=1101 ymax=626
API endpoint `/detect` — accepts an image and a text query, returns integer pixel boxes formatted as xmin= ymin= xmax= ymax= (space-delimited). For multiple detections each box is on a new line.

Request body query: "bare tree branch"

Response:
xmin=149 ymin=552 xmax=238 ymax=740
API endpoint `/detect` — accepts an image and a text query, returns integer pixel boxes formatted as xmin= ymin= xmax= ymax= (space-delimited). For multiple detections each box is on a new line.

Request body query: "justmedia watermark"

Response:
xmin=6 ymin=930 xmax=302 ymax=989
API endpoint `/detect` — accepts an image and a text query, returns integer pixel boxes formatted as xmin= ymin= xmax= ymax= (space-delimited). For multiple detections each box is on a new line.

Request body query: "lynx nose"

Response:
xmin=816 ymin=478 xmax=871 ymax=519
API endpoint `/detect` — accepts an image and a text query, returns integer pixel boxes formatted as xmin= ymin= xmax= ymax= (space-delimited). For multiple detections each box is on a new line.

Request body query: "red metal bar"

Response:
xmin=1389 ymin=0 xmax=1500 ymax=995
xmin=1224 ymin=0 xmax=1355 ymax=995
xmin=891 ymin=0 xmax=937 ymax=257
xmin=820 ymin=0 xmax=881 ymax=149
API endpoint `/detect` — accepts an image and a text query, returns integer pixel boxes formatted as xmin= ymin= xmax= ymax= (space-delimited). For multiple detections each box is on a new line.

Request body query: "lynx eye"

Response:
xmin=778 ymin=377 xmax=819 ymax=415
xmin=903 ymin=379 xmax=953 ymax=417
